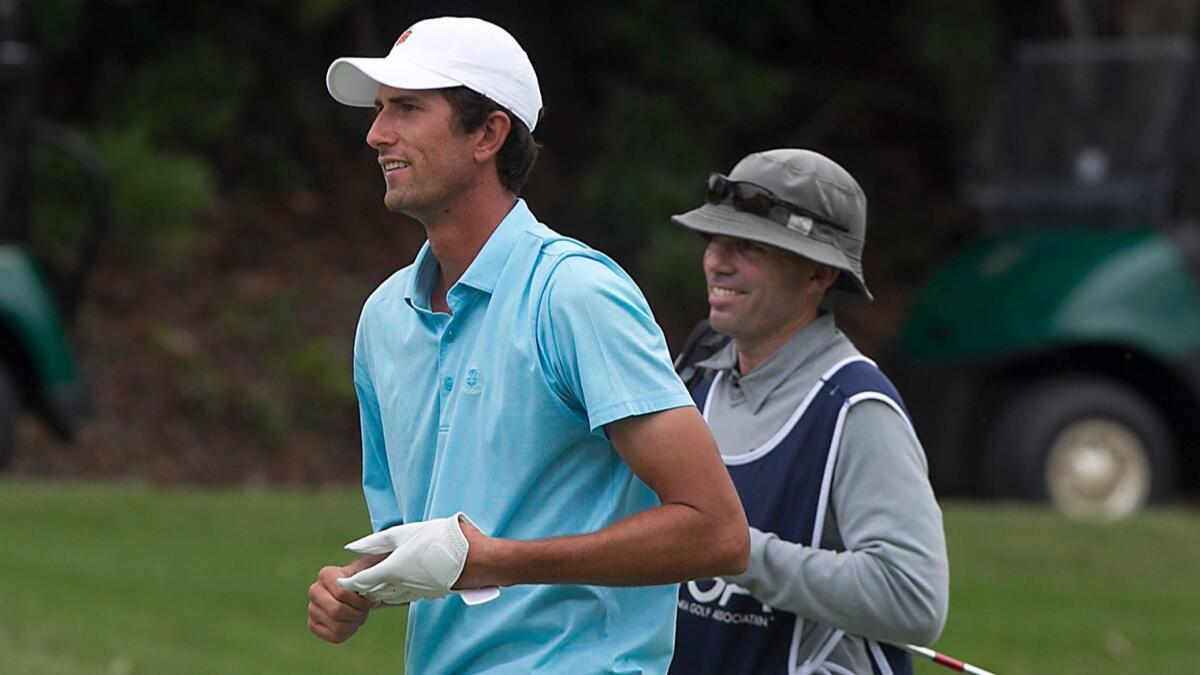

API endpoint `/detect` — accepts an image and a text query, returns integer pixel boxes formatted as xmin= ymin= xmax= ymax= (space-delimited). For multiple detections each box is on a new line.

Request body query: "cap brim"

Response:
xmin=672 ymin=203 xmax=873 ymax=300
xmin=326 ymin=57 xmax=462 ymax=107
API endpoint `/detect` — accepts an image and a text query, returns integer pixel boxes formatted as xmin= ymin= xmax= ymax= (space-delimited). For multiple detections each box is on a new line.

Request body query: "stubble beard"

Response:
xmin=707 ymin=307 xmax=738 ymax=338
xmin=381 ymin=168 xmax=472 ymax=222
xmin=383 ymin=181 xmax=447 ymax=222
xmin=383 ymin=186 xmax=418 ymax=217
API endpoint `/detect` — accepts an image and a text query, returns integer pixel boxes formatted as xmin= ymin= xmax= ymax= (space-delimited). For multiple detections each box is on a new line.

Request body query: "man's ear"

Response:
xmin=474 ymin=111 xmax=511 ymax=164
xmin=810 ymin=264 xmax=840 ymax=292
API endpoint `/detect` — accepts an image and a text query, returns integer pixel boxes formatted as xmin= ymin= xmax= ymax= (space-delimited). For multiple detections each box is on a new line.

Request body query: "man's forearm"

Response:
xmin=458 ymin=501 xmax=748 ymax=588
xmin=450 ymin=406 xmax=749 ymax=590
xmin=733 ymin=529 xmax=946 ymax=646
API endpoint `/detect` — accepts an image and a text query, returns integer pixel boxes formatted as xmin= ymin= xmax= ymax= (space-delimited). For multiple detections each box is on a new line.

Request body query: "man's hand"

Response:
xmin=307 ymin=556 xmax=385 ymax=644
xmin=336 ymin=514 xmax=499 ymax=604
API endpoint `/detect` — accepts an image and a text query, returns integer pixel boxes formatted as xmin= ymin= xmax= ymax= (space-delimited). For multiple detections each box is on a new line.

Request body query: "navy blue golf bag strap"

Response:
xmin=674 ymin=319 xmax=731 ymax=390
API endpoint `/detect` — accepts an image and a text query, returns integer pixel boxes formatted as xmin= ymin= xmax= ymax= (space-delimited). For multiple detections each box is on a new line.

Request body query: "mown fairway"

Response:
xmin=925 ymin=502 xmax=1199 ymax=674
xmin=1 ymin=480 xmax=1196 ymax=674
xmin=0 ymin=481 xmax=406 ymax=674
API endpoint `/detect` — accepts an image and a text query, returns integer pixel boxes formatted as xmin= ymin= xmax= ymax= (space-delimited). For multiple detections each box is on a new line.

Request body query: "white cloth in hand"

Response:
xmin=336 ymin=513 xmax=483 ymax=604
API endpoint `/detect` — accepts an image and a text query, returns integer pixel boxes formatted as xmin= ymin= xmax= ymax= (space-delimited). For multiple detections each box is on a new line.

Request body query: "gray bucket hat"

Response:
xmin=672 ymin=149 xmax=872 ymax=300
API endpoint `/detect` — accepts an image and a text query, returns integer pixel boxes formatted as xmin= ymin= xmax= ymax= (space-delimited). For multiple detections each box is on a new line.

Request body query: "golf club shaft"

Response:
xmin=904 ymin=644 xmax=996 ymax=675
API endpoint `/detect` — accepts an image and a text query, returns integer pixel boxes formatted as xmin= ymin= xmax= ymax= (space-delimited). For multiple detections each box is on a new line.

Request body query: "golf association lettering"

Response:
xmin=680 ymin=577 xmax=774 ymax=628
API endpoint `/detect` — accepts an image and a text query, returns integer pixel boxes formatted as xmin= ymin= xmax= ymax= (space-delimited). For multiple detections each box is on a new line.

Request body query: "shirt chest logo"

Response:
xmin=463 ymin=365 xmax=484 ymax=395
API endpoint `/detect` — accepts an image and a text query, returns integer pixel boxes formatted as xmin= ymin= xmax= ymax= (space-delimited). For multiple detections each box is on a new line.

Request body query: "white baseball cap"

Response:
xmin=326 ymin=16 xmax=543 ymax=132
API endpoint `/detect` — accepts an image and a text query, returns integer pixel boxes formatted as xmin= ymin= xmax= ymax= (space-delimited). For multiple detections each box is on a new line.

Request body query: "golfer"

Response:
xmin=306 ymin=16 xmax=748 ymax=674
xmin=669 ymin=149 xmax=949 ymax=674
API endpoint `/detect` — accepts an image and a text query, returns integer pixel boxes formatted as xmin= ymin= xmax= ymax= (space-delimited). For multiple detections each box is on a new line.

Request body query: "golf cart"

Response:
xmin=0 ymin=0 xmax=108 ymax=467
xmin=889 ymin=38 xmax=1200 ymax=519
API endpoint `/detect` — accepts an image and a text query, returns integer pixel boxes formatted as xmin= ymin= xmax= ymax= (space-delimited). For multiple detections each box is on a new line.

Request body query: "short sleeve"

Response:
xmin=536 ymin=254 xmax=693 ymax=434
xmin=354 ymin=309 xmax=403 ymax=531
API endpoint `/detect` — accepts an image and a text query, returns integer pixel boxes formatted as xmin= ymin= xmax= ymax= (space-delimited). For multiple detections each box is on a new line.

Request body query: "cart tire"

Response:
xmin=983 ymin=375 xmax=1176 ymax=519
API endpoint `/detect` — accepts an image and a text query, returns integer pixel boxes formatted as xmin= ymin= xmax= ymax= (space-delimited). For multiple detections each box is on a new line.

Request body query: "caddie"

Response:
xmin=669 ymin=149 xmax=949 ymax=674
xmin=306 ymin=16 xmax=749 ymax=674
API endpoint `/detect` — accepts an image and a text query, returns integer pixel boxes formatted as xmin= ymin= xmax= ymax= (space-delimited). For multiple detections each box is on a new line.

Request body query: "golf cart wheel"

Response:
xmin=0 ymin=366 xmax=15 ymax=469
xmin=984 ymin=376 xmax=1175 ymax=520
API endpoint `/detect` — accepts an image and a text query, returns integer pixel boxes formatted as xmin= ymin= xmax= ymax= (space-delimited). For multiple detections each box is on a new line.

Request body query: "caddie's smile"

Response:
xmin=708 ymin=285 xmax=746 ymax=310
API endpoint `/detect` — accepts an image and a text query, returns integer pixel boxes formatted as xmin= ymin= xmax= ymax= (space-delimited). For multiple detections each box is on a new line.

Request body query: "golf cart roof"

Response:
xmin=965 ymin=38 xmax=1198 ymax=225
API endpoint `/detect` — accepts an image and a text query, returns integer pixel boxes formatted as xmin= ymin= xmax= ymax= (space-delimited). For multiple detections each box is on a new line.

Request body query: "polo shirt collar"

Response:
xmin=403 ymin=199 xmax=535 ymax=311
xmin=457 ymin=198 xmax=534 ymax=294
xmin=404 ymin=243 xmax=439 ymax=313
xmin=696 ymin=313 xmax=840 ymax=413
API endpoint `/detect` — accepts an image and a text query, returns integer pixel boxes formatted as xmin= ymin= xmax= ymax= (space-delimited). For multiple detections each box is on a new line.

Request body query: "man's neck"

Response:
xmin=421 ymin=186 xmax=516 ymax=312
xmin=734 ymin=308 xmax=821 ymax=375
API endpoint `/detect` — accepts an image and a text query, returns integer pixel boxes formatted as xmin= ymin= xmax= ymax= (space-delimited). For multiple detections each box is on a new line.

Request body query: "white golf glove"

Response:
xmin=336 ymin=513 xmax=499 ymax=606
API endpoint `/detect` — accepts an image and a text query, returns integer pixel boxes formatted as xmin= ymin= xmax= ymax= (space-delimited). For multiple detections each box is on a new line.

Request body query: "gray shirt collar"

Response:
xmin=696 ymin=313 xmax=840 ymax=413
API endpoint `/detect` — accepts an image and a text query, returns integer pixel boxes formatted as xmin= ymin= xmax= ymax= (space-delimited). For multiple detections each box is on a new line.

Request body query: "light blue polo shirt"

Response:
xmin=353 ymin=199 xmax=694 ymax=674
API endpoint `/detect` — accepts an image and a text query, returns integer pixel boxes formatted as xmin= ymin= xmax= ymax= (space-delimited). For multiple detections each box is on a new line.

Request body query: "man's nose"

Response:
xmin=366 ymin=116 xmax=396 ymax=149
xmin=703 ymin=239 xmax=736 ymax=273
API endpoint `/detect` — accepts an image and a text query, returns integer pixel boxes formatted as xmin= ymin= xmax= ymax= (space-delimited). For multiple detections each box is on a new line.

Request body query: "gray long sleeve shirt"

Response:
xmin=694 ymin=314 xmax=949 ymax=674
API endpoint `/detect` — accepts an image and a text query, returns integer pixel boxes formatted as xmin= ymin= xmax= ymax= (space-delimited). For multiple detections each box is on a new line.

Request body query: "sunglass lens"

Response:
xmin=732 ymin=184 xmax=772 ymax=217
xmin=705 ymin=174 xmax=726 ymax=204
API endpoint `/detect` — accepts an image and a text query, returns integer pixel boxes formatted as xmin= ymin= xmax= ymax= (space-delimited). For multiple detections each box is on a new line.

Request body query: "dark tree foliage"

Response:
xmin=6 ymin=0 xmax=1092 ymax=480
xmin=24 ymin=0 xmax=1023 ymax=282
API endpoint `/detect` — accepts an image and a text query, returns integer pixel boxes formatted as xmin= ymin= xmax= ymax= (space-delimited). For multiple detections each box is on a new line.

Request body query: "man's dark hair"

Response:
xmin=441 ymin=86 xmax=540 ymax=195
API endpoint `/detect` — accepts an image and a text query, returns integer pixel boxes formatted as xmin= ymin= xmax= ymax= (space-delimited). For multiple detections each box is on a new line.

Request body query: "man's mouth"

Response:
xmin=381 ymin=160 xmax=411 ymax=172
xmin=710 ymin=286 xmax=744 ymax=297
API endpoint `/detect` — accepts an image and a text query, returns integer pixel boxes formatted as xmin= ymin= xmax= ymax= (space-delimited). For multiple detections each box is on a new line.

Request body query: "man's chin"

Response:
xmin=384 ymin=193 xmax=418 ymax=217
xmin=708 ymin=311 xmax=737 ymax=335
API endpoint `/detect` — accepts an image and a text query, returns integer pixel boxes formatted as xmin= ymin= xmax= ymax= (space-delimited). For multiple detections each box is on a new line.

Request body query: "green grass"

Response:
xmin=0 ymin=480 xmax=405 ymax=674
xmin=1 ymin=481 xmax=1197 ymax=674
xmin=920 ymin=504 xmax=1200 ymax=675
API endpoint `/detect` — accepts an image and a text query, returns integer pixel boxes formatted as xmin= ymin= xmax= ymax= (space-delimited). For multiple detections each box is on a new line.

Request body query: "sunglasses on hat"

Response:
xmin=705 ymin=173 xmax=850 ymax=234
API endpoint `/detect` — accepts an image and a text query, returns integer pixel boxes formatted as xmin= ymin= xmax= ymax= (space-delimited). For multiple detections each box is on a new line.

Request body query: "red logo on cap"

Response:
xmin=395 ymin=30 xmax=412 ymax=46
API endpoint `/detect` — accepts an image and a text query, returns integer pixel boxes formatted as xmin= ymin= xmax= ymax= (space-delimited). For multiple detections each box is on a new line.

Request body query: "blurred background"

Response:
xmin=2 ymin=0 xmax=1199 ymax=673
xmin=0 ymin=0 xmax=1029 ymax=483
